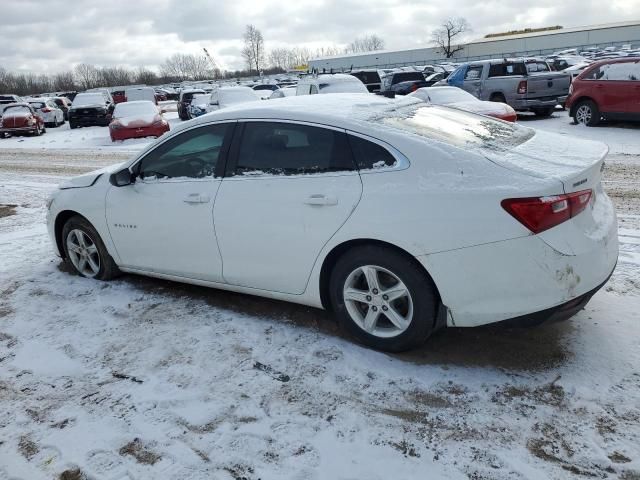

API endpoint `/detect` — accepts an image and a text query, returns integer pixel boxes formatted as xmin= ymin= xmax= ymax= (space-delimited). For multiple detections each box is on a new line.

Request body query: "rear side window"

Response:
xmin=235 ymin=122 xmax=355 ymax=176
xmin=348 ymin=135 xmax=397 ymax=170
xmin=585 ymin=61 xmax=640 ymax=81
xmin=351 ymin=71 xmax=381 ymax=84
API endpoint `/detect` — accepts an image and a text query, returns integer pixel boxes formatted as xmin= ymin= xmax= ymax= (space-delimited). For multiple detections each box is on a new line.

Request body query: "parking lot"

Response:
xmin=0 ymin=109 xmax=638 ymax=479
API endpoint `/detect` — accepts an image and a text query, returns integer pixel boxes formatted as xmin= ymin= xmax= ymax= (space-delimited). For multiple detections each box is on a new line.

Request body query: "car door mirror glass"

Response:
xmin=110 ymin=168 xmax=134 ymax=187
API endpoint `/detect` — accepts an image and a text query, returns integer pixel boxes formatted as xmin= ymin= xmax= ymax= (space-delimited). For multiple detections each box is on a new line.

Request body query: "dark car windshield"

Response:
xmin=392 ymin=72 xmax=425 ymax=84
xmin=253 ymin=85 xmax=278 ymax=91
xmin=351 ymin=71 xmax=381 ymax=84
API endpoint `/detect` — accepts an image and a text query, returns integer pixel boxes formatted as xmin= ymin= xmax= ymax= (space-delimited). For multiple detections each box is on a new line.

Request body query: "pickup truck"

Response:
xmin=444 ymin=58 xmax=571 ymax=116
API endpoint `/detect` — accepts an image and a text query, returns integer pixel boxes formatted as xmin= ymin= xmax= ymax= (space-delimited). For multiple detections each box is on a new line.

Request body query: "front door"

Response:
xmin=214 ymin=121 xmax=362 ymax=294
xmin=106 ymin=122 xmax=234 ymax=282
xmin=462 ymin=65 xmax=484 ymax=98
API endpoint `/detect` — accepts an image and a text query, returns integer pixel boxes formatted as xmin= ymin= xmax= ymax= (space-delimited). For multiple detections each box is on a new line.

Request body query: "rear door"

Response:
xmin=214 ymin=121 xmax=362 ymax=294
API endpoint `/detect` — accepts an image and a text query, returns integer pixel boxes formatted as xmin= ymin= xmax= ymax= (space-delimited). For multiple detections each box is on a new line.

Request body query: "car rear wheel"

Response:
xmin=329 ymin=245 xmax=438 ymax=352
xmin=573 ymin=100 xmax=600 ymax=126
xmin=62 ymin=216 xmax=120 ymax=280
xmin=32 ymin=124 xmax=42 ymax=136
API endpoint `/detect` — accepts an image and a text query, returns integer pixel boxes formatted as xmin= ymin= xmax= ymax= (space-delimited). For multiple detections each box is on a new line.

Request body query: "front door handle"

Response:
xmin=183 ymin=193 xmax=210 ymax=204
xmin=304 ymin=194 xmax=338 ymax=206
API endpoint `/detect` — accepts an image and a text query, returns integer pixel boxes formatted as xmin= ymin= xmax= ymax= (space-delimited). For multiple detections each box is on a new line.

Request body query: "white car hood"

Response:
xmin=59 ymin=162 xmax=126 ymax=189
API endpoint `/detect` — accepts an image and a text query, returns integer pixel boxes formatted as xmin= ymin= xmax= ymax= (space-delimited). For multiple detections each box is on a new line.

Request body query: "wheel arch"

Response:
xmin=54 ymin=210 xmax=88 ymax=258
xmin=489 ymin=91 xmax=506 ymax=102
xmin=568 ymin=96 xmax=596 ymax=117
xmin=318 ymin=238 xmax=442 ymax=311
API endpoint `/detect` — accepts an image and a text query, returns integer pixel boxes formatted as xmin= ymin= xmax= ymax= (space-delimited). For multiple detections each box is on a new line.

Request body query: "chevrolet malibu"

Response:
xmin=46 ymin=94 xmax=618 ymax=352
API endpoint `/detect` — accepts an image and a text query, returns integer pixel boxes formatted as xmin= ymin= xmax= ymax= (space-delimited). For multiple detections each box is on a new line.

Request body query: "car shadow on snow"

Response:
xmin=95 ymin=268 xmax=575 ymax=373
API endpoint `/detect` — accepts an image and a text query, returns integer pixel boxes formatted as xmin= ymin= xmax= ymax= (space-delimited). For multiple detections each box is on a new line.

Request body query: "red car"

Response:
xmin=409 ymin=86 xmax=518 ymax=122
xmin=566 ymin=58 xmax=640 ymax=126
xmin=109 ymin=100 xmax=169 ymax=142
xmin=112 ymin=90 xmax=127 ymax=104
xmin=0 ymin=103 xmax=46 ymax=137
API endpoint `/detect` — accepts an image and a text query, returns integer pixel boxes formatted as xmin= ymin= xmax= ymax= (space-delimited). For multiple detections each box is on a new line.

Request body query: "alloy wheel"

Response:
xmin=575 ymin=105 xmax=592 ymax=125
xmin=343 ymin=265 xmax=414 ymax=338
xmin=66 ymin=229 xmax=101 ymax=277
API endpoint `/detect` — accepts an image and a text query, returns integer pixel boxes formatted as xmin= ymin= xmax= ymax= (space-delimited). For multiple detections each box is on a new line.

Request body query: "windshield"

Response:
xmin=392 ymin=72 xmax=424 ymax=84
xmin=72 ymin=94 xmax=105 ymax=107
xmin=28 ymin=102 xmax=46 ymax=109
xmin=426 ymin=88 xmax=477 ymax=104
xmin=318 ymin=80 xmax=368 ymax=94
xmin=376 ymin=104 xmax=534 ymax=151
xmin=253 ymin=85 xmax=278 ymax=91
xmin=114 ymin=101 xmax=158 ymax=118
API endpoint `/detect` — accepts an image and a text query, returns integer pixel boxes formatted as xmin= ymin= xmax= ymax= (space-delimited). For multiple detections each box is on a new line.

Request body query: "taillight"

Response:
xmin=517 ymin=80 xmax=527 ymax=94
xmin=501 ymin=189 xmax=592 ymax=234
xmin=411 ymin=83 xmax=419 ymax=92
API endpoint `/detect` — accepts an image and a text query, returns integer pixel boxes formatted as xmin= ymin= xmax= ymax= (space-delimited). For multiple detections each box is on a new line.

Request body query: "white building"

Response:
xmin=309 ymin=21 xmax=640 ymax=71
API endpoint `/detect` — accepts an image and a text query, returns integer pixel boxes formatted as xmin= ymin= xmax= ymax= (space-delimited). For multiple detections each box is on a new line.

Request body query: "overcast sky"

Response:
xmin=1 ymin=0 xmax=639 ymax=74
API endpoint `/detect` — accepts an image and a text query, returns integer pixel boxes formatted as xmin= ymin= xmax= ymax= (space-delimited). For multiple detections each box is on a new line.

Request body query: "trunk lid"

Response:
xmin=485 ymin=129 xmax=607 ymax=195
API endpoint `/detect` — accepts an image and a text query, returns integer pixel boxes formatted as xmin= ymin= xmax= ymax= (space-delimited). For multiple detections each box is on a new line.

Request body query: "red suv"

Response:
xmin=566 ymin=58 xmax=640 ymax=126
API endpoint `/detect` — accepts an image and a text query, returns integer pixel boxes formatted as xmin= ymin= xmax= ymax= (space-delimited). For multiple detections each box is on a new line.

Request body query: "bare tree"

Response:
xmin=160 ymin=53 xmax=213 ymax=81
xmin=134 ymin=67 xmax=158 ymax=85
xmin=345 ymin=34 xmax=385 ymax=54
xmin=242 ymin=25 xmax=264 ymax=74
xmin=52 ymin=71 xmax=76 ymax=91
xmin=432 ymin=18 xmax=469 ymax=58
xmin=74 ymin=63 xmax=99 ymax=90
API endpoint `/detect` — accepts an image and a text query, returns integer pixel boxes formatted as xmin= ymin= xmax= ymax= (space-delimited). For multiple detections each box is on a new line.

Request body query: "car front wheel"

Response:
xmin=329 ymin=245 xmax=438 ymax=352
xmin=62 ymin=216 xmax=120 ymax=280
xmin=573 ymin=100 xmax=600 ymax=126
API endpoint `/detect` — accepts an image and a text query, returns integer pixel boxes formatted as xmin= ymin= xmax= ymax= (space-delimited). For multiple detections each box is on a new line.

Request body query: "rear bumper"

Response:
xmin=0 ymin=126 xmax=37 ymax=134
xmin=513 ymin=96 xmax=566 ymax=110
xmin=418 ymin=211 xmax=618 ymax=327
xmin=110 ymin=125 xmax=168 ymax=141
xmin=494 ymin=267 xmax=613 ymax=327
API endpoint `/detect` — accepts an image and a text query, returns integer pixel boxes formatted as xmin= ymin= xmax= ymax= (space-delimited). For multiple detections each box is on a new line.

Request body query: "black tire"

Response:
xmin=69 ymin=122 xmax=77 ymax=129
xmin=329 ymin=245 xmax=438 ymax=352
xmin=572 ymin=100 xmax=600 ymax=126
xmin=489 ymin=93 xmax=506 ymax=103
xmin=532 ymin=107 xmax=554 ymax=117
xmin=61 ymin=215 xmax=120 ymax=280
xmin=32 ymin=124 xmax=42 ymax=136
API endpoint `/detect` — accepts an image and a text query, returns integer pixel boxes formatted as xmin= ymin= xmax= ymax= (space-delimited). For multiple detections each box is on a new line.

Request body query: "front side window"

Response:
xmin=235 ymin=122 xmax=355 ymax=176
xmin=137 ymin=123 xmax=231 ymax=180
xmin=464 ymin=66 xmax=483 ymax=81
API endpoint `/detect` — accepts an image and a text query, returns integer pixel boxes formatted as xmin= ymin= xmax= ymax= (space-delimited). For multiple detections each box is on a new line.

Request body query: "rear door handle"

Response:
xmin=304 ymin=194 xmax=338 ymax=206
xmin=183 ymin=193 xmax=210 ymax=204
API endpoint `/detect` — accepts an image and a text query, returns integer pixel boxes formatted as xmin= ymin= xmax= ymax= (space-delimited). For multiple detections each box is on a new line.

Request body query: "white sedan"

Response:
xmin=46 ymin=94 xmax=618 ymax=352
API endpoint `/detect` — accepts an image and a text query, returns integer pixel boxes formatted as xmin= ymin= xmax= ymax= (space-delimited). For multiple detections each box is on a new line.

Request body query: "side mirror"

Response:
xmin=109 ymin=168 xmax=135 ymax=187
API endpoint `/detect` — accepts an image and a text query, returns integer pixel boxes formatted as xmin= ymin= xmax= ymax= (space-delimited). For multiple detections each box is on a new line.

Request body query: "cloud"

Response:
xmin=0 ymin=0 xmax=638 ymax=74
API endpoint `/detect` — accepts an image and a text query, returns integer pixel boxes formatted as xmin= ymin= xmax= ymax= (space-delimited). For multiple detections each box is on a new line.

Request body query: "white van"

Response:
xmin=295 ymin=74 xmax=368 ymax=96
xmin=125 ymin=87 xmax=156 ymax=104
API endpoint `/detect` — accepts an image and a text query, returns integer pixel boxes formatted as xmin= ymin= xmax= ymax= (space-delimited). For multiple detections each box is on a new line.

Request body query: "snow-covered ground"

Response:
xmin=0 ymin=110 xmax=639 ymax=479
xmin=0 ymin=110 xmax=180 ymax=153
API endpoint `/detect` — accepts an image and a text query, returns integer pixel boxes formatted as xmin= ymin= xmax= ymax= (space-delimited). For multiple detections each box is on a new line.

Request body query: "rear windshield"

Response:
xmin=114 ymin=101 xmax=157 ymax=118
xmin=392 ymin=72 xmax=424 ymax=84
xmin=253 ymin=85 xmax=278 ymax=91
xmin=426 ymin=88 xmax=477 ymax=104
xmin=28 ymin=102 xmax=46 ymax=109
xmin=377 ymin=104 xmax=534 ymax=151
xmin=221 ymin=89 xmax=258 ymax=105
xmin=72 ymin=94 xmax=105 ymax=106
xmin=488 ymin=63 xmax=527 ymax=77
xmin=3 ymin=105 xmax=31 ymax=114
xmin=351 ymin=71 xmax=381 ymax=84
xmin=0 ymin=96 xmax=17 ymax=102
